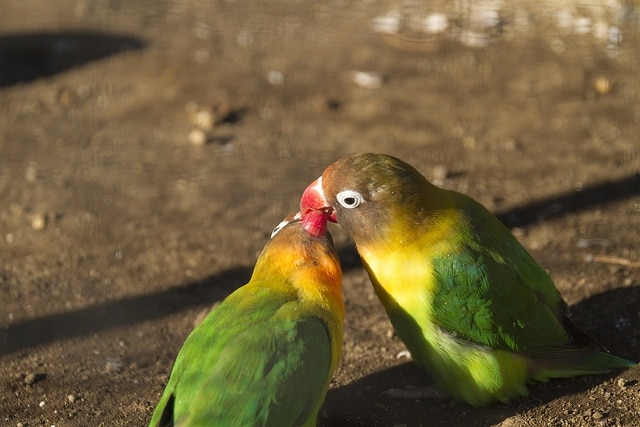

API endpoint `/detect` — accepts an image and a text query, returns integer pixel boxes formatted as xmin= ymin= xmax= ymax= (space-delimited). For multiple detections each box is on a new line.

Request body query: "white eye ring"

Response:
xmin=336 ymin=190 xmax=364 ymax=209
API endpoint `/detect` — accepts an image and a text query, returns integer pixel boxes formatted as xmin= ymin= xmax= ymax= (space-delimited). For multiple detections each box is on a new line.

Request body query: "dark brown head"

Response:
xmin=299 ymin=153 xmax=435 ymax=243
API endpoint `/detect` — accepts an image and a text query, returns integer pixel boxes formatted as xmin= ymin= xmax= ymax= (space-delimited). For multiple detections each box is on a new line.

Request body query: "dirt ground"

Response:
xmin=1 ymin=1 xmax=639 ymax=426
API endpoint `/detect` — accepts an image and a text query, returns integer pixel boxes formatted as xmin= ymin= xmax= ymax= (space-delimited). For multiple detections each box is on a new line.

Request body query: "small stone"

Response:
xmin=30 ymin=213 xmax=47 ymax=231
xmin=39 ymin=400 xmax=45 ymax=407
xmin=194 ymin=109 xmax=214 ymax=131
xmin=592 ymin=411 xmax=604 ymax=420
xmin=594 ymin=76 xmax=613 ymax=95
xmin=188 ymin=128 xmax=207 ymax=146
xmin=24 ymin=372 xmax=45 ymax=385
xmin=574 ymin=16 xmax=592 ymax=34
xmin=104 ymin=357 xmax=125 ymax=374
xmin=371 ymin=11 xmax=401 ymax=34
xmin=617 ymin=378 xmax=628 ymax=388
xmin=24 ymin=162 xmax=38 ymax=183
xmin=24 ymin=373 xmax=36 ymax=385
xmin=67 ymin=394 xmax=75 ymax=403
xmin=267 ymin=70 xmax=285 ymax=85
xmin=460 ymin=30 xmax=489 ymax=48
xmin=500 ymin=137 xmax=519 ymax=151
xmin=194 ymin=48 xmax=209 ymax=63
xmin=396 ymin=350 xmax=411 ymax=359
xmin=352 ymin=71 xmax=383 ymax=89
xmin=431 ymin=165 xmax=448 ymax=181
xmin=421 ymin=13 xmax=448 ymax=34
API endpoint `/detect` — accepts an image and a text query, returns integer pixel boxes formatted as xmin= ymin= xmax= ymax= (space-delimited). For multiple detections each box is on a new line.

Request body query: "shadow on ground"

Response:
xmin=322 ymin=285 xmax=640 ymax=426
xmin=0 ymin=266 xmax=250 ymax=356
xmin=0 ymin=31 xmax=145 ymax=87
xmin=2 ymin=173 xmax=638 ymax=359
xmin=495 ymin=173 xmax=640 ymax=228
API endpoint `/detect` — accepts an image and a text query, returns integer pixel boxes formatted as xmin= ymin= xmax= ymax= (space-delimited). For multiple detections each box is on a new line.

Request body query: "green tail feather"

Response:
xmin=533 ymin=350 xmax=635 ymax=381
xmin=528 ymin=315 xmax=636 ymax=382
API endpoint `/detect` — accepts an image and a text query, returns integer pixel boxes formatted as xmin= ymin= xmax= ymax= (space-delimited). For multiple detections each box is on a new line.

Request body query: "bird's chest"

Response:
xmin=358 ymin=243 xmax=436 ymax=317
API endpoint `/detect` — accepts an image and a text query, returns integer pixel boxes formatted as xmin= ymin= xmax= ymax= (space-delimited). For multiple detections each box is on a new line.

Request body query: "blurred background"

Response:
xmin=1 ymin=1 xmax=639 ymax=425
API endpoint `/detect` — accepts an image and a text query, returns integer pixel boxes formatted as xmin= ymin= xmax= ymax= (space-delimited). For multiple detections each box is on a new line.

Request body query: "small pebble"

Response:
xmin=24 ymin=373 xmax=36 ymax=385
xmin=549 ymin=37 xmax=566 ymax=55
xmin=460 ymin=30 xmax=490 ymax=48
xmin=24 ymin=162 xmax=38 ymax=183
xmin=420 ymin=13 xmax=448 ymax=34
xmin=194 ymin=109 xmax=214 ymax=131
xmin=67 ymin=394 xmax=75 ymax=403
xmin=617 ymin=378 xmax=628 ymax=388
xmin=574 ymin=16 xmax=592 ymax=35
xmin=593 ymin=21 xmax=609 ymax=41
xmin=396 ymin=350 xmax=412 ymax=359
xmin=475 ymin=9 xmax=501 ymax=29
xmin=500 ymin=137 xmax=519 ymax=151
xmin=352 ymin=71 xmax=384 ymax=90
xmin=39 ymin=400 xmax=45 ymax=407
xmin=30 ymin=213 xmax=47 ymax=231
xmin=266 ymin=70 xmax=285 ymax=85
xmin=237 ymin=30 xmax=253 ymax=47
xmin=104 ymin=357 xmax=125 ymax=374
xmin=194 ymin=48 xmax=209 ymax=64
xmin=431 ymin=165 xmax=448 ymax=181
xmin=188 ymin=128 xmax=207 ymax=146
xmin=371 ymin=11 xmax=401 ymax=34
xmin=555 ymin=9 xmax=574 ymax=29
xmin=594 ymin=76 xmax=613 ymax=95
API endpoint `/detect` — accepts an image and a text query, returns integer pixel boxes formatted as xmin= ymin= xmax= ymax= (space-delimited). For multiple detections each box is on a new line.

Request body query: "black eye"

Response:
xmin=337 ymin=190 xmax=364 ymax=209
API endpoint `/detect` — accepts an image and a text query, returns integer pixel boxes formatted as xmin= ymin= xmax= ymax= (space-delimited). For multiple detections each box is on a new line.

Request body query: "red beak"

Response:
xmin=299 ymin=177 xmax=337 ymax=237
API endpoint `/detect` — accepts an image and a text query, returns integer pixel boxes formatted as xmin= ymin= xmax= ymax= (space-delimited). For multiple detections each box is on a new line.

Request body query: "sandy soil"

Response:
xmin=1 ymin=1 xmax=639 ymax=426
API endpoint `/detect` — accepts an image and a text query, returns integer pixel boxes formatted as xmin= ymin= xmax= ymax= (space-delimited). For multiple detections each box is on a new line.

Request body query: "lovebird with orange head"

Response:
xmin=149 ymin=213 xmax=344 ymax=426
xmin=298 ymin=152 xmax=634 ymax=406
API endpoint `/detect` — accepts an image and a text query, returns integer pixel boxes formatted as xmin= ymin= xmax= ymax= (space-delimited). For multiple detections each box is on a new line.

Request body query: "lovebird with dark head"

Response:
xmin=299 ymin=152 xmax=635 ymax=406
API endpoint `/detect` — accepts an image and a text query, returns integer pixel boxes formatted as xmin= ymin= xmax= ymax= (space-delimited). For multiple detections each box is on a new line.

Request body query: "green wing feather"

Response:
xmin=431 ymin=210 xmax=569 ymax=351
xmin=430 ymin=196 xmax=634 ymax=369
xmin=149 ymin=284 xmax=332 ymax=427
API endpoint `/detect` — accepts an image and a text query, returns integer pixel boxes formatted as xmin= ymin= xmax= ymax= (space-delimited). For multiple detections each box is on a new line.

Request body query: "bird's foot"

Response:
xmin=381 ymin=385 xmax=442 ymax=400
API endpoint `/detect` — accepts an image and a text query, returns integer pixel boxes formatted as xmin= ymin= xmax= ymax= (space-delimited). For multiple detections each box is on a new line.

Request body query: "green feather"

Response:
xmin=149 ymin=221 xmax=343 ymax=426
xmin=149 ymin=287 xmax=333 ymax=427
